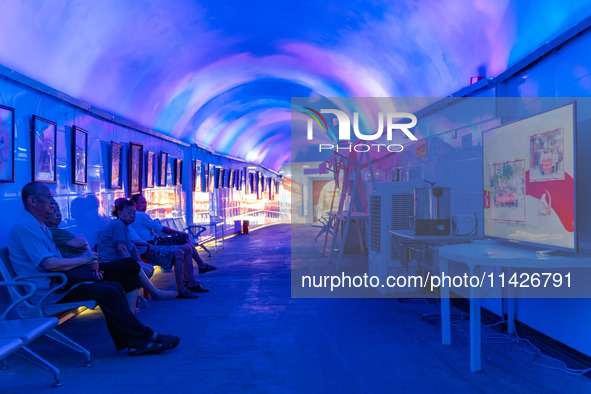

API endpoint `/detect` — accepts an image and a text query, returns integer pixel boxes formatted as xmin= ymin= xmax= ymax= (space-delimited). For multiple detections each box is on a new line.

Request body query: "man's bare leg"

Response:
xmin=181 ymin=244 xmax=198 ymax=286
xmin=173 ymin=249 xmax=189 ymax=293
xmin=189 ymin=244 xmax=206 ymax=269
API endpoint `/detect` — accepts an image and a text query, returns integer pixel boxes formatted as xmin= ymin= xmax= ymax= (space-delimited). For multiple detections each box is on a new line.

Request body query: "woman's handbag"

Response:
xmin=155 ymin=234 xmax=187 ymax=246
xmin=53 ymin=265 xmax=100 ymax=293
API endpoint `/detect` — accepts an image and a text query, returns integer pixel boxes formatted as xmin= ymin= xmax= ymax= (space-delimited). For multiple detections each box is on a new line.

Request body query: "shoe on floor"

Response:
xmin=129 ymin=340 xmax=172 ymax=356
xmin=198 ymin=263 xmax=217 ymax=274
xmin=155 ymin=334 xmax=180 ymax=350
xmin=177 ymin=289 xmax=199 ymax=299
xmin=187 ymin=282 xmax=210 ymax=293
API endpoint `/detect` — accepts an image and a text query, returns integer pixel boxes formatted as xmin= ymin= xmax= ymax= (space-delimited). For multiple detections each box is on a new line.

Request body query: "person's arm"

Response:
xmin=50 ymin=228 xmax=89 ymax=250
xmin=116 ymin=242 xmax=131 ymax=258
xmin=132 ymin=239 xmax=151 ymax=248
xmin=64 ymin=236 xmax=90 ymax=250
xmin=162 ymin=226 xmax=190 ymax=242
xmin=41 ymin=250 xmax=98 ymax=271
xmin=142 ymin=213 xmax=187 ymax=239
xmin=130 ymin=244 xmax=142 ymax=262
xmin=132 ymin=239 xmax=154 ymax=256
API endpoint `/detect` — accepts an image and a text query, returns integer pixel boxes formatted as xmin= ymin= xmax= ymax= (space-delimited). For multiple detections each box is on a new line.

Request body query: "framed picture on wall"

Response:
xmin=0 ymin=105 xmax=15 ymax=182
xmin=235 ymin=169 xmax=241 ymax=191
xmin=269 ymin=178 xmax=274 ymax=200
xmin=193 ymin=160 xmax=202 ymax=192
xmin=208 ymin=164 xmax=215 ymax=191
xmin=72 ymin=126 xmax=88 ymax=185
xmin=244 ymin=168 xmax=250 ymax=193
xmin=145 ymin=151 xmax=155 ymax=188
xmin=248 ymin=171 xmax=254 ymax=194
xmin=221 ymin=168 xmax=227 ymax=188
xmin=109 ymin=141 xmax=122 ymax=189
xmin=32 ymin=116 xmax=57 ymax=183
xmin=160 ymin=151 xmax=168 ymax=186
xmin=256 ymin=172 xmax=262 ymax=200
xmin=174 ymin=158 xmax=182 ymax=185
xmin=129 ymin=142 xmax=143 ymax=195
xmin=220 ymin=168 xmax=226 ymax=188
xmin=215 ymin=167 xmax=222 ymax=189
xmin=228 ymin=169 xmax=235 ymax=188
xmin=203 ymin=162 xmax=209 ymax=192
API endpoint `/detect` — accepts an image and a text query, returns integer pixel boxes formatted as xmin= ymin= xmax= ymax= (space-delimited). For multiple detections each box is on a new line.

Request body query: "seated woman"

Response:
xmin=98 ymin=199 xmax=199 ymax=299
xmin=45 ymin=200 xmax=177 ymax=310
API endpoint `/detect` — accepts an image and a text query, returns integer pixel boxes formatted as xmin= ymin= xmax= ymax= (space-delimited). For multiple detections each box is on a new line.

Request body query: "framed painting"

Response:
xmin=203 ymin=162 xmax=209 ymax=192
xmin=110 ymin=141 xmax=123 ymax=189
xmin=235 ymin=169 xmax=241 ymax=191
xmin=193 ymin=160 xmax=202 ymax=192
xmin=174 ymin=158 xmax=182 ymax=185
xmin=214 ymin=167 xmax=221 ymax=189
xmin=145 ymin=151 xmax=155 ymax=188
xmin=0 ymin=105 xmax=15 ymax=182
xmin=269 ymin=178 xmax=274 ymax=200
xmin=208 ymin=164 xmax=216 ymax=191
xmin=129 ymin=142 xmax=143 ymax=195
xmin=72 ymin=126 xmax=88 ymax=185
xmin=219 ymin=168 xmax=225 ymax=188
xmin=160 ymin=151 xmax=168 ymax=186
xmin=32 ymin=116 xmax=57 ymax=183
xmin=256 ymin=172 xmax=262 ymax=200
xmin=248 ymin=171 xmax=254 ymax=194
xmin=228 ymin=169 xmax=235 ymax=188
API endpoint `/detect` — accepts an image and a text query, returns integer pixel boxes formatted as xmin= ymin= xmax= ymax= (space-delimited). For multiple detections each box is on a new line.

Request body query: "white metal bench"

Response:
xmin=0 ymin=248 xmax=96 ymax=367
xmin=0 ymin=280 xmax=62 ymax=387
xmin=158 ymin=218 xmax=211 ymax=257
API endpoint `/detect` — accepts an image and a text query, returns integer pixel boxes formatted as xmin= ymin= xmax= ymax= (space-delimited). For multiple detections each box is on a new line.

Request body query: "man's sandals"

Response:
xmin=129 ymin=334 xmax=180 ymax=356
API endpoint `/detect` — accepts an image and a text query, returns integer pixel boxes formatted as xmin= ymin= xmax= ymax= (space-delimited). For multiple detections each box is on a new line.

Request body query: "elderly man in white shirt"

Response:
xmin=130 ymin=194 xmax=216 ymax=275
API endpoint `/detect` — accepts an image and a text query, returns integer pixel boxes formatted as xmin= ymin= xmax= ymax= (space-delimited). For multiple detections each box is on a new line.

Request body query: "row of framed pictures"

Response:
xmin=0 ymin=106 xmax=72 ymax=184
xmin=0 ymin=105 xmax=280 ymax=198
xmin=0 ymin=104 xmax=184 ymax=191
xmin=109 ymin=142 xmax=183 ymax=194
xmin=193 ymin=162 xmax=280 ymax=199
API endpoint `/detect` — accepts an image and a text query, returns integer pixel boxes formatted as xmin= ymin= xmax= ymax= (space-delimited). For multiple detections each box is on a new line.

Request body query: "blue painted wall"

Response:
xmin=0 ymin=72 xmax=279 ymax=252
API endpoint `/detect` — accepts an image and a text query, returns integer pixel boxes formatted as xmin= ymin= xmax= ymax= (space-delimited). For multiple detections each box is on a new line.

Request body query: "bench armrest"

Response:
xmin=13 ymin=273 xmax=69 ymax=310
xmin=0 ymin=281 xmax=36 ymax=319
xmin=185 ymin=225 xmax=206 ymax=238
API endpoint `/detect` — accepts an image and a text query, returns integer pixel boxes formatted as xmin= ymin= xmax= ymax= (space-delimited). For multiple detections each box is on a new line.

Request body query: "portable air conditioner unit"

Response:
xmin=368 ymin=182 xmax=424 ymax=296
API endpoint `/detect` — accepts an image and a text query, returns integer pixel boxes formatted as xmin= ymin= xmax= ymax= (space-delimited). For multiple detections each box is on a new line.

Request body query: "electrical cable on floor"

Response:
xmin=513 ymin=329 xmax=591 ymax=376
xmin=449 ymin=316 xmax=591 ymax=375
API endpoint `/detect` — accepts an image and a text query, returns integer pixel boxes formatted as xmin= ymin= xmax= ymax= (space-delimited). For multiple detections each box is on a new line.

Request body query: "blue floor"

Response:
xmin=1 ymin=224 xmax=591 ymax=393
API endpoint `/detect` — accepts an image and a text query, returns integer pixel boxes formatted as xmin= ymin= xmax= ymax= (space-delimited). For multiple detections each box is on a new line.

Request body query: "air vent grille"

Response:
xmin=369 ymin=195 xmax=381 ymax=252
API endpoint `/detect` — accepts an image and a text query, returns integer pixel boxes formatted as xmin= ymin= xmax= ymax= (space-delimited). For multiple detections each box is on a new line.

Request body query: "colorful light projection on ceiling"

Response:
xmin=0 ymin=0 xmax=590 ymax=170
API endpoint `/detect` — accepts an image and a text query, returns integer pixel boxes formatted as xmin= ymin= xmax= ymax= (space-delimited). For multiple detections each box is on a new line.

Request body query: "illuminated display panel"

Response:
xmin=483 ymin=103 xmax=576 ymax=251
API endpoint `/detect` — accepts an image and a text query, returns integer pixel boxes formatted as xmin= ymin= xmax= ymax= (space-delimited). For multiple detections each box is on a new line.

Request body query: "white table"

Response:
xmin=389 ymin=229 xmax=477 ymax=267
xmin=438 ymin=241 xmax=591 ymax=372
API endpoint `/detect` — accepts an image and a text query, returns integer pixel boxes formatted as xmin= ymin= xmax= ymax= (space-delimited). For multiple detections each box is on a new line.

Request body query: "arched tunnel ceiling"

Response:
xmin=1 ymin=0 xmax=590 ymax=171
